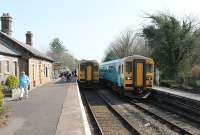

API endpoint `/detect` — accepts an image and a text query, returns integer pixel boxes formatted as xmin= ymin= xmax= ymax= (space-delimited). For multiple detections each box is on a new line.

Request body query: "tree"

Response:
xmin=103 ymin=30 xmax=148 ymax=62
xmin=48 ymin=38 xmax=65 ymax=61
xmin=142 ymin=13 xmax=200 ymax=79
xmin=47 ymin=38 xmax=77 ymax=70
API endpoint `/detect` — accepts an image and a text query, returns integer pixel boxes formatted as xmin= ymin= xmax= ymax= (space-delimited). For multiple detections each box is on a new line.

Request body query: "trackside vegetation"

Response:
xmin=103 ymin=12 xmax=200 ymax=90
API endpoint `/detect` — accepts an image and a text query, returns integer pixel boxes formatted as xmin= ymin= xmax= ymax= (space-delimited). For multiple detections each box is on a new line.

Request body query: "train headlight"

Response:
xmin=146 ymin=77 xmax=152 ymax=80
xmin=126 ymin=76 xmax=132 ymax=80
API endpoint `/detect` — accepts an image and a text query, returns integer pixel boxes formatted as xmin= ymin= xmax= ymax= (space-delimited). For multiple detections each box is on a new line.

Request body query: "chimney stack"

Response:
xmin=26 ymin=31 xmax=33 ymax=46
xmin=1 ymin=13 xmax=12 ymax=36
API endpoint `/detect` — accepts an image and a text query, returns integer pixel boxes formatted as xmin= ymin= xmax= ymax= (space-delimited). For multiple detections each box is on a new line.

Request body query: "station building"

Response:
xmin=0 ymin=13 xmax=53 ymax=89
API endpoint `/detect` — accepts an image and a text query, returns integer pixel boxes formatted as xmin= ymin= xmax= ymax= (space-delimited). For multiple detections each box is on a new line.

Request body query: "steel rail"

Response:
xmin=82 ymin=90 xmax=141 ymax=135
xmin=82 ymin=92 xmax=104 ymax=135
xmin=127 ymin=98 xmax=193 ymax=135
xmin=97 ymin=93 xmax=141 ymax=135
xmin=151 ymin=89 xmax=200 ymax=124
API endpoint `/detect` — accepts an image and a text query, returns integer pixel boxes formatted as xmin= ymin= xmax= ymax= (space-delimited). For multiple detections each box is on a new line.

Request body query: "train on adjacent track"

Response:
xmin=78 ymin=55 xmax=154 ymax=98
xmin=99 ymin=55 xmax=154 ymax=98
xmin=77 ymin=60 xmax=99 ymax=88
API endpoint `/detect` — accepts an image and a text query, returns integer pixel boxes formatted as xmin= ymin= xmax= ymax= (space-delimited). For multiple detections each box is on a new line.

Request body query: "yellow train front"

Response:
xmin=100 ymin=55 xmax=154 ymax=98
xmin=78 ymin=60 xmax=99 ymax=89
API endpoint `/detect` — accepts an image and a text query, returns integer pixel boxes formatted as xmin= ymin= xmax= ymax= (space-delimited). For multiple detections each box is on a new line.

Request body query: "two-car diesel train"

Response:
xmin=99 ymin=55 xmax=154 ymax=98
xmin=78 ymin=60 xmax=99 ymax=88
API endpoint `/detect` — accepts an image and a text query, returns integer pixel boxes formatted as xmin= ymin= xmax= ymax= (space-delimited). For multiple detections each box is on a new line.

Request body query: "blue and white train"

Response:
xmin=99 ymin=55 xmax=154 ymax=98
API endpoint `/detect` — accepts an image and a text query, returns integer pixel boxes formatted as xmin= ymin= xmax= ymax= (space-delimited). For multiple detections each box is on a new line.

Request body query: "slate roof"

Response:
xmin=0 ymin=31 xmax=53 ymax=61
xmin=0 ymin=39 xmax=21 ymax=56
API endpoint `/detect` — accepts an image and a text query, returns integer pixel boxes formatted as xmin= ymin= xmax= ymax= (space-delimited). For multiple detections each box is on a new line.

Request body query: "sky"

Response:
xmin=1 ymin=0 xmax=200 ymax=62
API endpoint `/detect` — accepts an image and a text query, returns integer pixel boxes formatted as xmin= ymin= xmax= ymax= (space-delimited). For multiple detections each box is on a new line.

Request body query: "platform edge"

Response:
xmin=76 ymin=82 xmax=92 ymax=135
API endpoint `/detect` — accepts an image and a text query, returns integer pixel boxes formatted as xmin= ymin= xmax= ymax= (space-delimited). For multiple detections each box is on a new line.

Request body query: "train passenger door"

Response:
xmin=133 ymin=60 xmax=145 ymax=87
xmin=86 ymin=65 xmax=92 ymax=81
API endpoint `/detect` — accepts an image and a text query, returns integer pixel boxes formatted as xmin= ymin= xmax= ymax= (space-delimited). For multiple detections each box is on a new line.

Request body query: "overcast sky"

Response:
xmin=1 ymin=0 xmax=200 ymax=61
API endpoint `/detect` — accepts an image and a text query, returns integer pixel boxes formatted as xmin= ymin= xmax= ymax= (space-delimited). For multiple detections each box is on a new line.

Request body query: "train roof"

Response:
xmin=79 ymin=60 xmax=99 ymax=65
xmin=100 ymin=55 xmax=153 ymax=66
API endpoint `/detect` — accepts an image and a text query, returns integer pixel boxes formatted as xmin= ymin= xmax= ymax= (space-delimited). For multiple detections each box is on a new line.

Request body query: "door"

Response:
xmin=133 ymin=60 xmax=145 ymax=87
xmin=136 ymin=63 xmax=143 ymax=87
xmin=86 ymin=65 xmax=92 ymax=81
xmin=32 ymin=64 xmax=36 ymax=87
xmin=39 ymin=65 xmax=42 ymax=84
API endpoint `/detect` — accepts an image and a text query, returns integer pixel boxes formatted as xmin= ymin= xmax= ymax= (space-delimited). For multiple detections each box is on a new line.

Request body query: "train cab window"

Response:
xmin=118 ymin=65 xmax=121 ymax=74
xmin=146 ymin=64 xmax=153 ymax=72
xmin=126 ymin=62 xmax=132 ymax=73
xmin=108 ymin=66 xmax=113 ymax=72
xmin=80 ymin=65 xmax=85 ymax=71
xmin=94 ymin=65 xmax=98 ymax=71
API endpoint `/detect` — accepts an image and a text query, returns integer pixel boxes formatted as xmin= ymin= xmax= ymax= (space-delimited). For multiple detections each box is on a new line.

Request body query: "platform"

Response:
xmin=55 ymin=82 xmax=91 ymax=135
xmin=153 ymin=86 xmax=200 ymax=102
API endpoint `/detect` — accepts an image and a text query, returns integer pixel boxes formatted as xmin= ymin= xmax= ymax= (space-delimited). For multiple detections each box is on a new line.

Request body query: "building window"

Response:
xmin=46 ymin=67 xmax=48 ymax=77
xmin=6 ymin=61 xmax=9 ymax=72
xmin=13 ymin=61 xmax=17 ymax=76
xmin=0 ymin=61 xmax=2 ymax=73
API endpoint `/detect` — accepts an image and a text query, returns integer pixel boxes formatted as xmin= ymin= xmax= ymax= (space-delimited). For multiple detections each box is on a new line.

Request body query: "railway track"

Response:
xmin=82 ymin=90 xmax=140 ymax=135
xmin=128 ymin=99 xmax=199 ymax=135
xmin=99 ymin=89 xmax=200 ymax=135
xmin=150 ymin=90 xmax=200 ymax=124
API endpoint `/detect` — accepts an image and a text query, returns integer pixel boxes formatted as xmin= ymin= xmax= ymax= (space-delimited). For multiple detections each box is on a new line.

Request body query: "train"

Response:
xmin=99 ymin=55 xmax=154 ymax=98
xmin=77 ymin=60 xmax=99 ymax=88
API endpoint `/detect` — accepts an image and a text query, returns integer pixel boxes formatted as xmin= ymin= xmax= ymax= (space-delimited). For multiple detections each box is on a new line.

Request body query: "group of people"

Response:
xmin=59 ymin=70 xmax=77 ymax=82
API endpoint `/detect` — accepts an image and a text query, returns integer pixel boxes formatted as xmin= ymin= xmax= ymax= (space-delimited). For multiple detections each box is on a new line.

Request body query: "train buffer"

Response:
xmin=153 ymin=86 xmax=200 ymax=102
xmin=55 ymin=82 xmax=91 ymax=135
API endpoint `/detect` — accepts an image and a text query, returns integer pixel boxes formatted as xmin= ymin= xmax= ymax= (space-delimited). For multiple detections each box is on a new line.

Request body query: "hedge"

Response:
xmin=5 ymin=75 xmax=19 ymax=89
xmin=0 ymin=84 xmax=4 ymax=113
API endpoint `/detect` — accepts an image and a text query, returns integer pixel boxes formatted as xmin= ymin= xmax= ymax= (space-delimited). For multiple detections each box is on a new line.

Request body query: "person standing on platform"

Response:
xmin=155 ymin=68 xmax=160 ymax=86
xmin=19 ymin=71 xmax=30 ymax=100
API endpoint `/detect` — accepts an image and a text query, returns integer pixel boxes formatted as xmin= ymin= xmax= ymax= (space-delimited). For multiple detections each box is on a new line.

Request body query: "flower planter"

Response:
xmin=3 ymin=87 xmax=21 ymax=100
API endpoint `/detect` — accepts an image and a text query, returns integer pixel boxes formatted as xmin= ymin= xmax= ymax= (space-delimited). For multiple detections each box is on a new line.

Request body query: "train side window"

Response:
xmin=118 ymin=65 xmax=121 ymax=74
xmin=121 ymin=64 xmax=123 ymax=74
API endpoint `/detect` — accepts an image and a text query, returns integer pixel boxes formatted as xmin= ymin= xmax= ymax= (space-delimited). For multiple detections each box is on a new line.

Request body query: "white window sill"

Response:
xmin=4 ymin=72 xmax=10 ymax=75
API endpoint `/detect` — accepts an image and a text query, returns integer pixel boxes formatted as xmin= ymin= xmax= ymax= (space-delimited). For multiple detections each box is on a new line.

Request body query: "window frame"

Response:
xmin=46 ymin=67 xmax=48 ymax=77
xmin=6 ymin=61 xmax=9 ymax=73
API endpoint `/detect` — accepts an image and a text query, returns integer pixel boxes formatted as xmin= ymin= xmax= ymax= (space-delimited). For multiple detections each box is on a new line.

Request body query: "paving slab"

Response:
xmin=0 ymin=80 xmax=68 ymax=135
xmin=55 ymin=83 xmax=91 ymax=135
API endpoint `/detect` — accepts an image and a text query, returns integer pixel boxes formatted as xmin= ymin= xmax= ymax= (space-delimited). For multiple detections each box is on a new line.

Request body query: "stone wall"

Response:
xmin=0 ymin=54 xmax=19 ymax=83
xmin=28 ymin=58 xmax=53 ymax=89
